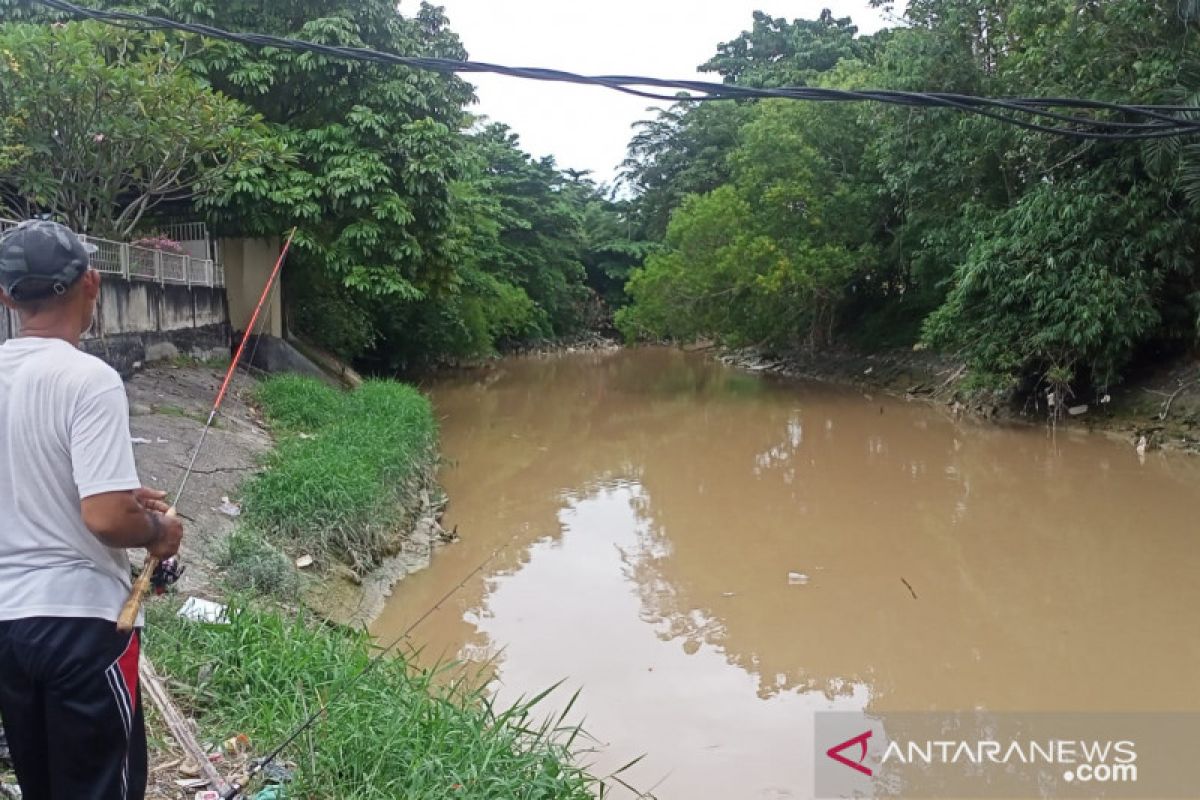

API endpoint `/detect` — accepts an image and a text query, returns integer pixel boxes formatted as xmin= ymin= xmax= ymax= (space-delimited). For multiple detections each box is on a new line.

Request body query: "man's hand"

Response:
xmin=133 ymin=488 xmax=171 ymax=514
xmin=146 ymin=510 xmax=184 ymax=561
xmin=81 ymin=490 xmax=184 ymax=557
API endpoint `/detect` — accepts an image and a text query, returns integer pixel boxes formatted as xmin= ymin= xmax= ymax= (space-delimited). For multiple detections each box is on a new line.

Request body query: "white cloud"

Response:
xmin=432 ymin=1 xmax=895 ymax=183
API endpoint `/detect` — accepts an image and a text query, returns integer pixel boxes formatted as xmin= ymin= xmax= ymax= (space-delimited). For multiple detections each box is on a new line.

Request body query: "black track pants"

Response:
xmin=0 ymin=618 xmax=146 ymax=800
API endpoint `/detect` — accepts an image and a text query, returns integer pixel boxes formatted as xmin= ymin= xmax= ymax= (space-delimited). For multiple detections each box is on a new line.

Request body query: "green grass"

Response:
xmin=154 ymin=404 xmax=217 ymax=426
xmin=168 ymin=354 xmax=232 ymax=370
xmin=145 ymin=603 xmax=598 ymax=800
xmin=253 ymin=374 xmax=344 ymax=433
xmin=242 ymin=376 xmax=439 ymax=574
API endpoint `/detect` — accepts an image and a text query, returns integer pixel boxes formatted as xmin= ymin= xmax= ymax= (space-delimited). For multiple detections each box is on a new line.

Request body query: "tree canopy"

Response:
xmin=618 ymin=0 xmax=1200 ymax=398
xmin=0 ymin=21 xmax=269 ymax=238
xmin=0 ymin=0 xmax=641 ymax=369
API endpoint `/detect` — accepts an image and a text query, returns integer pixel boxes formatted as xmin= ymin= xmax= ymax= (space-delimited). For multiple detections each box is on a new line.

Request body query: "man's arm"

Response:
xmin=71 ymin=375 xmax=184 ymax=561
xmin=80 ymin=492 xmax=183 ymax=560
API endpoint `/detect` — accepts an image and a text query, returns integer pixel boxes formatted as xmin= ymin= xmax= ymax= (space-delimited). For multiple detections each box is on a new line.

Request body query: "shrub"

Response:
xmin=216 ymin=528 xmax=303 ymax=601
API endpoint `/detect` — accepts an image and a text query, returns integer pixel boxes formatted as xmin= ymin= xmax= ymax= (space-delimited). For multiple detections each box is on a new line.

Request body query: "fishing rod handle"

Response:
xmin=116 ymin=507 xmax=176 ymax=633
xmin=116 ymin=554 xmax=158 ymax=633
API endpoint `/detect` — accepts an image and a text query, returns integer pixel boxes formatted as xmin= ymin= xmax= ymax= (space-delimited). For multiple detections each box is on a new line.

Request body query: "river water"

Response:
xmin=371 ymin=347 xmax=1200 ymax=799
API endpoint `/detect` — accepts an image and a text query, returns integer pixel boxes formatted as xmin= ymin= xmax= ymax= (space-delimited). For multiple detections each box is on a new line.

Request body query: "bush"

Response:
xmin=242 ymin=377 xmax=438 ymax=573
xmin=145 ymin=603 xmax=597 ymax=800
xmin=923 ymin=175 xmax=1190 ymax=392
xmin=216 ymin=529 xmax=303 ymax=601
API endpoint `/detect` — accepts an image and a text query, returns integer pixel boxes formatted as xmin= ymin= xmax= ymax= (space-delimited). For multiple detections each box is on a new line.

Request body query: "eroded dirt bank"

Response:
xmin=716 ymin=345 xmax=1200 ymax=455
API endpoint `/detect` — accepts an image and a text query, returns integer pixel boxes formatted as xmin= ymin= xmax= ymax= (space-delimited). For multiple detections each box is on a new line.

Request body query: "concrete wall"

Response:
xmin=222 ymin=237 xmax=283 ymax=338
xmin=80 ymin=280 xmax=231 ymax=377
xmin=1 ymin=280 xmax=230 ymax=376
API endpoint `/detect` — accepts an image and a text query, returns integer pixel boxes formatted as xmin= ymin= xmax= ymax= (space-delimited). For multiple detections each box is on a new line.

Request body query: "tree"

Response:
xmin=701 ymin=10 xmax=868 ymax=88
xmin=0 ymin=22 xmax=269 ymax=238
xmin=618 ymin=99 xmax=870 ymax=350
xmin=621 ymin=101 xmax=750 ymax=240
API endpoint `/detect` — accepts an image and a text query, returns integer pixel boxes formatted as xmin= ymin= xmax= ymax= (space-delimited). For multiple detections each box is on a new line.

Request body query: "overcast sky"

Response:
xmin=432 ymin=1 xmax=898 ymax=185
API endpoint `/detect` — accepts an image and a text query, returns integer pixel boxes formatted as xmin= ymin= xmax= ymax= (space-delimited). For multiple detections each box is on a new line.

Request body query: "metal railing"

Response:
xmin=0 ymin=217 xmax=225 ymax=289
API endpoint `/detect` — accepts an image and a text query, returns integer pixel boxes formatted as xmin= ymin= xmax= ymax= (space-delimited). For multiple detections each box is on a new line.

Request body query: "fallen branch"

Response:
xmin=140 ymin=655 xmax=231 ymax=795
xmin=1159 ymin=380 xmax=1193 ymax=421
xmin=168 ymin=463 xmax=256 ymax=476
xmin=901 ymin=577 xmax=919 ymax=600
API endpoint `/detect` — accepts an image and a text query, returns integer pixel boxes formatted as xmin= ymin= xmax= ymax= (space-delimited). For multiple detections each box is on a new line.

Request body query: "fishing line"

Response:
xmin=30 ymin=0 xmax=1200 ymax=140
xmin=220 ymin=544 xmax=510 ymax=800
xmin=173 ymin=228 xmax=296 ymax=510
xmin=116 ymin=228 xmax=297 ymax=632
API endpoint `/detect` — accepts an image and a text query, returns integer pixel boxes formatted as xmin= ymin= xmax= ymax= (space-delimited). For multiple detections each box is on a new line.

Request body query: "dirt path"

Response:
xmin=126 ymin=363 xmax=273 ymax=599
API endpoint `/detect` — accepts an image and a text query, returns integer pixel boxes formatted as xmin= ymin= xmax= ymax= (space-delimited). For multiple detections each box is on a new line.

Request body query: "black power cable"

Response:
xmin=29 ymin=0 xmax=1200 ymax=140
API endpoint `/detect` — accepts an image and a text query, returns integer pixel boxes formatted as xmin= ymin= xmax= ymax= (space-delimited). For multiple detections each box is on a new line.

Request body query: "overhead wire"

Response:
xmin=30 ymin=0 xmax=1200 ymax=141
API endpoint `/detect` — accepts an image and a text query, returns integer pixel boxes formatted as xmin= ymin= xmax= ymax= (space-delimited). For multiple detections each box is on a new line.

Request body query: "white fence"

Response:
xmin=0 ymin=218 xmax=225 ymax=289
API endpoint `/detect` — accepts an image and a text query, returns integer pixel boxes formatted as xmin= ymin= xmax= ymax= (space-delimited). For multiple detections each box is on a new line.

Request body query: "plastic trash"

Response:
xmin=254 ymin=787 xmax=287 ymax=800
xmin=222 ymin=733 xmax=250 ymax=756
xmin=787 ymin=572 xmax=810 ymax=586
xmin=295 ymin=555 xmax=314 ymax=569
xmin=218 ymin=497 xmax=242 ymax=518
xmin=178 ymin=597 xmax=229 ymax=624
xmin=131 ymin=437 xmax=152 ymax=445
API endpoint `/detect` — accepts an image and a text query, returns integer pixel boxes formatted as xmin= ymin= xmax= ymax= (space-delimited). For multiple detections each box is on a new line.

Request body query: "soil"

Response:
xmin=126 ymin=363 xmax=274 ymax=600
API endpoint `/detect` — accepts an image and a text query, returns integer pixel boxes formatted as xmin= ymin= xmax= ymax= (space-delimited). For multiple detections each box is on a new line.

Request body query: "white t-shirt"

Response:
xmin=0 ymin=337 xmax=142 ymax=622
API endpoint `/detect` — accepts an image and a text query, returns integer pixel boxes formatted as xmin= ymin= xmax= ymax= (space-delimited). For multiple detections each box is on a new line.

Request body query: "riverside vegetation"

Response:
xmin=3 ymin=0 xmax=1197 ymax=404
xmin=145 ymin=604 xmax=598 ymax=800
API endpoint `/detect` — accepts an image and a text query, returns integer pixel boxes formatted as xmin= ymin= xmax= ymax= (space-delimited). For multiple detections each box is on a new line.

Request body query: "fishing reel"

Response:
xmin=151 ymin=557 xmax=185 ymax=595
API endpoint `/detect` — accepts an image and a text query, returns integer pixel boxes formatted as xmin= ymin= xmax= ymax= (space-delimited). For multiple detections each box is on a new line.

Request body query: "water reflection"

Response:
xmin=373 ymin=348 xmax=1200 ymax=799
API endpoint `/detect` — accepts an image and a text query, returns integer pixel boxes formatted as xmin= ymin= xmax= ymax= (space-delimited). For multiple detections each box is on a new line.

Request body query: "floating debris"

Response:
xmin=787 ymin=572 xmax=810 ymax=586
xmin=131 ymin=437 xmax=152 ymax=445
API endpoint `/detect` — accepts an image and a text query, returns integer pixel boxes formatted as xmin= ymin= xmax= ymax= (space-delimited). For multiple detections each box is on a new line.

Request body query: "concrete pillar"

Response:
xmin=220 ymin=237 xmax=283 ymax=337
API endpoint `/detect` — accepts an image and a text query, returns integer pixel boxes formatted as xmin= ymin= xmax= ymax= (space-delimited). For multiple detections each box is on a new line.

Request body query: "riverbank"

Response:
xmin=714 ymin=344 xmax=1200 ymax=455
xmin=46 ymin=362 xmax=598 ymax=800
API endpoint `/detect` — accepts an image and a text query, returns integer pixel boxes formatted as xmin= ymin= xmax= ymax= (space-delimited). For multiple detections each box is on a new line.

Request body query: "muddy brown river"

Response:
xmin=372 ymin=347 xmax=1200 ymax=799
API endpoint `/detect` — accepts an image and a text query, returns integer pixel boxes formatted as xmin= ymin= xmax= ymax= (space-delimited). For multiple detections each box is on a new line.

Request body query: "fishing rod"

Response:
xmin=116 ymin=228 xmax=298 ymax=633
xmin=219 ymin=545 xmax=509 ymax=800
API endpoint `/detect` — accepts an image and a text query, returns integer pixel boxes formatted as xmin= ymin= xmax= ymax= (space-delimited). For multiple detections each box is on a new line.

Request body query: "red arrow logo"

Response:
xmin=826 ymin=730 xmax=873 ymax=777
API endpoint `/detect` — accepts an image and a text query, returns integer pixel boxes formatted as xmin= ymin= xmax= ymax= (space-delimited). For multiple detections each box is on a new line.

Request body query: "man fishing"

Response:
xmin=0 ymin=220 xmax=184 ymax=800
